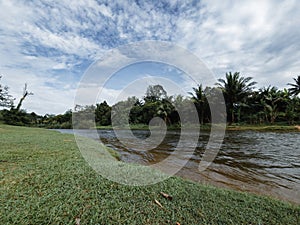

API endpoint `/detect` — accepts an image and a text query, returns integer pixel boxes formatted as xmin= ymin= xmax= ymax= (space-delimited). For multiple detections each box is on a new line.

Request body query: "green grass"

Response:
xmin=226 ymin=124 xmax=299 ymax=131
xmin=95 ymin=124 xmax=158 ymax=130
xmin=1 ymin=125 xmax=299 ymax=224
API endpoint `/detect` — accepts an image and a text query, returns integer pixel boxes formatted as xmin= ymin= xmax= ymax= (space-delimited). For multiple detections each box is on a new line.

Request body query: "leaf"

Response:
xmin=154 ymin=199 xmax=163 ymax=208
xmin=75 ymin=218 xmax=80 ymax=225
xmin=160 ymin=192 xmax=173 ymax=200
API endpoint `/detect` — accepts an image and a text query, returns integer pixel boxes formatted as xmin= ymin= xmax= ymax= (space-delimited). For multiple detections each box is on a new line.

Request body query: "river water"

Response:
xmin=57 ymin=129 xmax=300 ymax=204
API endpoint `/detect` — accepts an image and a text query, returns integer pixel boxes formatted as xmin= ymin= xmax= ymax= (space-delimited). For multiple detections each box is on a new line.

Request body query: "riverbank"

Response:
xmin=1 ymin=125 xmax=299 ymax=224
xmin=95 ymin=124 xmax=300 ymax=132
xmin=226 ymin=124 xmax=300 ymax=131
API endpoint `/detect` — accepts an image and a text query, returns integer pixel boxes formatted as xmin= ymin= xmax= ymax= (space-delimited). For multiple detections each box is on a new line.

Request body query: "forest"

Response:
xmin=1 ymin=72 xmax=300 ymax=129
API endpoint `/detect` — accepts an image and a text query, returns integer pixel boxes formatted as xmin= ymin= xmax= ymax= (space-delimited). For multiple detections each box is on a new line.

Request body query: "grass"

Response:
xmin=209 ymin=123 xmax=300 ymax=132
xmin=226 ymin=124 xmax=300 ymax=131
xmin=1 ymin=125 xmax=299 ymax=224
xmin=95 ymin=124 xmax=159 ymax=130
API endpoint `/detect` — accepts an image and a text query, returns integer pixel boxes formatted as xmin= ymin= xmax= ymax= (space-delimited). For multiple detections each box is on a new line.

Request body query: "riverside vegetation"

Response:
xmin=1 ymin=73 xmax=300 ymax=129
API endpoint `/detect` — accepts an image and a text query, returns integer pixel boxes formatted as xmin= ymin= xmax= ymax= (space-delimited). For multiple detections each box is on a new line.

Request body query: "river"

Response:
xmin=57 ymin=129 xmax=300 ymax=204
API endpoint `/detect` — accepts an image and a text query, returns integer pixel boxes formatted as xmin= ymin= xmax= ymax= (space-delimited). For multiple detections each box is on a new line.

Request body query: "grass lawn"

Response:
xmin=1 ymin=125 xmax=299 ymax=224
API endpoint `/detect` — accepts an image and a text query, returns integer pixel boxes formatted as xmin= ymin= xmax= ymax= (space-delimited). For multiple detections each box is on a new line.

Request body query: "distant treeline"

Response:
xmin=1 ymin=72 xmax=300 ymax=128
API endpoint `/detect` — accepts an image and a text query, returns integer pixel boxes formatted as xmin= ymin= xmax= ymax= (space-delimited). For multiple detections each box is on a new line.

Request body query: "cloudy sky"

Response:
xmin=0 ymin=0 xmax=300 ymax=115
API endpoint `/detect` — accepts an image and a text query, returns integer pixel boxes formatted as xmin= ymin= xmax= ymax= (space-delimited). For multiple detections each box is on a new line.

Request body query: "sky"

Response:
xmin=0 ymin=0 xmax=300 ymax=115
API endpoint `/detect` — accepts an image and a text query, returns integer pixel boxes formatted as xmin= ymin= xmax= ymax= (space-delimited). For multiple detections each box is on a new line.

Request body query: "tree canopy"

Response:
xmin=288 ymin=75 xmax=300 ymax=96
xmin=216 ymin=72 xmax=257 ymax=124
xmin=0 ymin=76 xmax=14 ymax=108
xmin=1 ymin=73 xmax=300 ymax=128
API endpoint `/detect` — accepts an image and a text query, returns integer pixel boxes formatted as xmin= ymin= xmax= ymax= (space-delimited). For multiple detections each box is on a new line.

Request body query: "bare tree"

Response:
xmin=16 ymin=83 xmax=33 ymax=111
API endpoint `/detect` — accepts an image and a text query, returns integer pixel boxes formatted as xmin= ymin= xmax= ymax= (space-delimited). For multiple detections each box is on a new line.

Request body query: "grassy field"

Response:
xmin=1 ymin=125 xmax=299 ymax=224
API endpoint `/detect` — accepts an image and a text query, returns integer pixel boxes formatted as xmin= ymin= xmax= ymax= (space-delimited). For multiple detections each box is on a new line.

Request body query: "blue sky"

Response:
xmin=104 ymin=62 xmax=185 ymax=90
xmin=0 ymin=0 xmax=300 ymax=114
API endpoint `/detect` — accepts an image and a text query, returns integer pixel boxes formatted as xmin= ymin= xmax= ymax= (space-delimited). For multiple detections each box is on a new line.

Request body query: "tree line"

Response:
xmin=1 ymin=72 xmax=300 ymax=128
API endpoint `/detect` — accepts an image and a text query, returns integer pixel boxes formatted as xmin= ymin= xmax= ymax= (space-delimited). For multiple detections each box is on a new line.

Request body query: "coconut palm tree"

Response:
xmin=216 ymin=72 xmax=257 ymax=124
xmin=189 ymin=84 xmax=207 ymax=124
xmin=288 ymin=75 xmax=300 ymax=96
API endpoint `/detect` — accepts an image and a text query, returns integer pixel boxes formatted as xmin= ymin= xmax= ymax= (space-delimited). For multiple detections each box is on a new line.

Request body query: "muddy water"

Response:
xmin=58 ymin=129 xmax=300 ymax=204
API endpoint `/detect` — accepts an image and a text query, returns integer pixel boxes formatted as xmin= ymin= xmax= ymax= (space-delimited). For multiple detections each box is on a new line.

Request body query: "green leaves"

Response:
xmin=216 ymin=72 xmax=257 ymax=124
xmin=0 ymin=75 xmax=14 ymax=108
xmin=288 ymin=75 xmax=300 ymax=96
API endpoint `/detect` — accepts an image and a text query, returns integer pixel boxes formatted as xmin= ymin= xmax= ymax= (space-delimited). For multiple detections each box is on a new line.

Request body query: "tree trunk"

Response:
xmin=16 ymin=92 xmax=28 ymax=111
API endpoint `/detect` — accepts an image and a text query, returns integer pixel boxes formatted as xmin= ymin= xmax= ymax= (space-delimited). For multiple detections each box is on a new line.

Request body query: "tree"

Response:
xmin=288 ymin=75 xmax=300 ymax=96
xmin=1 ymin=109 xmax=30 ymax=126
xmin=111 ymin=97 xmax=138 ymax=126
xmin=144 ymin=84 xmax=167 ymax=102
xmin=156 ymin=98 xmax=174 ymax=125
xmin=15 ymin=83 xmax=33 ymax=111
xmin=216 ymin=72 xmax=256 ymax=124
xmin=189 ymin=84 xmax=207 ymax=124
xmin=72 ymin=105 xmax=96 ymax=129
xmin=285 ymin=94 xmax=299 ymax=125
xmin=260 ymin=86 xmax=282 ymax=123
xmin=129 ymin=99 xmax=143 ymax=124
xmin=95 ymin=101 xmax=111 ymax=126
xmin=141 ymin=85 xmax=172 ymax=125
xmin=0 ymin=75 xmax=14 ymax=108
xmin=172 ymin=95 xmax=199 ymax=125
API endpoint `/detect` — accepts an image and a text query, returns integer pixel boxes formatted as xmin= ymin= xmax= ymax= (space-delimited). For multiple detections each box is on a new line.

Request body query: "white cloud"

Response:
xmin=0 ymin=66 xmax=75 ymax=115
xmin=98 ymin=4 xmax=113 ymax=18
xmin=0 ymin=0 xmax=299 ymax=114
xmin=175 ymin=0 xmax=300 ymax=88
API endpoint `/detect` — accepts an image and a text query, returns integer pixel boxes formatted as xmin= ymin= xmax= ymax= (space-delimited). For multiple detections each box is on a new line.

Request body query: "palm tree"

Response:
xmin=156 ymin=98 xmax=174 ymax=125
xmin=216 ymin=72 xmax=257 ymax=124
xmin=189 ymin=84 xmax=206 ymax=124
xmin=288 ymin=75 xmax=300 ymax=96
xmin=259 ymin=86 xmax=282 ymax=124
